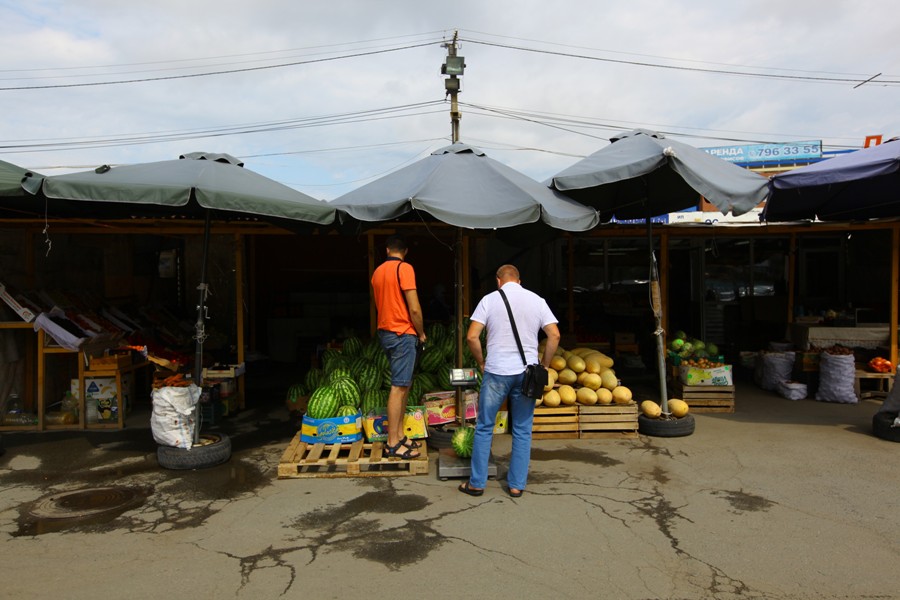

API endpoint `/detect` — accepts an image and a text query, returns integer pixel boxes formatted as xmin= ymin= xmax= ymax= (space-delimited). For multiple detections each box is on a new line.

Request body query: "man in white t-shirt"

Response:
xmin=458 ymin=264 xmax=560 ymax=498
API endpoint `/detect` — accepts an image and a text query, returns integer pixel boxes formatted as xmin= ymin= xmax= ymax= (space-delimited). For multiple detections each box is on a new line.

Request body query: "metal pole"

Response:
xmin=192 ymin=211 xmax=212 ymax=443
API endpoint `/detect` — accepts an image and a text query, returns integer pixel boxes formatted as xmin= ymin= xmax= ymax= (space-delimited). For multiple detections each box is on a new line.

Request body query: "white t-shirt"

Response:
xmin=470 ymin=282 xmax=558 ymax=376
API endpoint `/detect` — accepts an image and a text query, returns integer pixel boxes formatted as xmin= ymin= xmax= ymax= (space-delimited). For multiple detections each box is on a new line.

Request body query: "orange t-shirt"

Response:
xmin=371 ymin=258 xmax=417 ymax=335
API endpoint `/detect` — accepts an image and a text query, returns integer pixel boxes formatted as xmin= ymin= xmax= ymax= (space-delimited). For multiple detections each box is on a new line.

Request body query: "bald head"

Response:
xmin=496 ymin=264 xmax=520 ymax=284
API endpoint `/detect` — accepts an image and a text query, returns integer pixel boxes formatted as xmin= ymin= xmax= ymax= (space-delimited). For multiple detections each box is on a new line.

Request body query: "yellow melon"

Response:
xmin=641 ymin=400 xmax=661 ymax=418
xmin=595 ymin=388 xmax=613 ymax=405
xmin=600 ymin=370 xmax=619 ymax=390
xmin=576 ymin=387 xmax=598 ymax=405
xmin=542 ymin=389 xmax=561 ymax=408
xmin=558 ymin=385 xmax=577 ymax=405
xmin=582 ymin=372 xmax=602 ymax=391
xmin=557 ymin=368 xmax=578 ymax=385
xmin=576 ymin=371 xmax=590 ymax=386
xmin=567 ymin=355 xmax=586 ymax=373
xmin=611 ymin=386 xmax=633 ymax=404
xmin=550 ymin=355 xmax=567 ymax=371
xmin=543 ymin=368 xmax=559 ymax=392
xmin=669 ymin=398 xmax=690 ymax=417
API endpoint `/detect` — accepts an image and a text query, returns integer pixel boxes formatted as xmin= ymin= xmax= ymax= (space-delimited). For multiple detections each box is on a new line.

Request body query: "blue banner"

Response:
xmin=702 ymin=141 xmax=821 ymax=164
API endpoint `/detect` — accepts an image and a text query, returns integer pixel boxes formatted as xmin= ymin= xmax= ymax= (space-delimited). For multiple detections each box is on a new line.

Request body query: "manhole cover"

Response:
xmin=27 ymin=486 xmax=149 ymax=521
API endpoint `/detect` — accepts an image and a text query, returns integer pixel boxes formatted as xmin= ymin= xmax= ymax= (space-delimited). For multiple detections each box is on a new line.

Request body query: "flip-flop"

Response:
xmin=507 ymin=488 xmax=524 ymax=498
xmin=458 ymin=481 xmax=484 ymax=497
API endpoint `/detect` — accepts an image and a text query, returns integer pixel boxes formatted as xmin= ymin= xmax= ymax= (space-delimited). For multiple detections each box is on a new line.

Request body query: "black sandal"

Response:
xmin=458 ymin=481 xmax=484 ymax=497
xmin=400 ymin=435 xmax=420 ymax=450
xmin=385 ymin=439 xmax=420 ymax=460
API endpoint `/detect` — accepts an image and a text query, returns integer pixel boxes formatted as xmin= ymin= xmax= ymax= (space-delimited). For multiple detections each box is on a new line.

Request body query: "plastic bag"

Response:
xmin=150 ymin=384 xmax=200 ymax=449
xmin=759 ymin=351 xmax=795 ymax=391
xmin=815 ymin=352 xmax=858 ymax=404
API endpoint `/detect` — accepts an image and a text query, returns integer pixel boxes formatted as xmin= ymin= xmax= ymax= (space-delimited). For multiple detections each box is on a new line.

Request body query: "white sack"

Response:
xmin=815 ymin=352 xmax=858 ymax=404
xmin=759 ymin=351 xmax=795 ymax=391
xmin=150 ymin=384 xmax=201 ymax=449
xmin=777 ymin=380 xmax=807 ymax=401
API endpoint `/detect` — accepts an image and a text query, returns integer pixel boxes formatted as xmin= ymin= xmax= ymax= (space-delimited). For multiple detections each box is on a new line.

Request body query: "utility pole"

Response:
xmin=442 ymin=31 xmax=465 ymax=143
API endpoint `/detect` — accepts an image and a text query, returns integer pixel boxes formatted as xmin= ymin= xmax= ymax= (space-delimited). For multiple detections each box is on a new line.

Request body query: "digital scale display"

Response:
xmin=449 ymin=368 xmax=477 ymax=386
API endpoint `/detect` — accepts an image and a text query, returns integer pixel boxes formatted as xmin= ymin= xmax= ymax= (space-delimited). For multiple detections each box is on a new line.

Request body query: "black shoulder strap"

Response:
xmin=397 ymin=261 xmax=411 ymax=319
xmin=498 ymin=288 xmax=527 ymax=366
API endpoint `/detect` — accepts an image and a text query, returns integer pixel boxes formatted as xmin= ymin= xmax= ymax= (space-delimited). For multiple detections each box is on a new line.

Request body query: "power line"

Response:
xmin=0 ymin=41 xmax=440 ymax=91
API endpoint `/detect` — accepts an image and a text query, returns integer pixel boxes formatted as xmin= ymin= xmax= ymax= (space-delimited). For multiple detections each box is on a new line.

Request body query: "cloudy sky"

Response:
xmin=1 ymin=0 xmax=898 ymax=200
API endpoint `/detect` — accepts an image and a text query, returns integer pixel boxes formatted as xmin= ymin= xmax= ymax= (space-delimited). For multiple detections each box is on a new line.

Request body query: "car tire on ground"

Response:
xmin=638 ymin=414 xmax=696 ymax=437
xmin=157 ymin=432 xmax=232 ymax=470
xmin=872 ymin=411 xmax=900 ymax=442
xmin=426 ymin=425 xmax=457 ymax=450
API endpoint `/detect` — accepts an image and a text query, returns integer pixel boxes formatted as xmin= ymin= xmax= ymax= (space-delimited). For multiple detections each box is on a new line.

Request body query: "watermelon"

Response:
xmin=356 ymin=362 xmax=382 ymax=392
xmin=330 ymin=376 xmax=361 ymax=408
xmin=408 ymin=377 xmax=426 ymax=404
xmin=373 ymin=348 xmax=389 ymax=371
xmin=349 ymin=357 xmax=369 ymax=379
xmin=285 ymin=383 xmax=306 ymax=412
xmin=323 ymin=354 xmax=349 ymax=375
xmin=361 ymin=389 xmax=385 ymax=414
xmin=451 ymin=425 xmax=476 ymax=458
xmin=420 ymin=347 xmax=444 ymax=373
xmin=304 ymin=367 xmax=324 ymax=391
xmin=342 ymin=336 xmax=363 ymax=357
xmin=307 ymin=385 xmax=339 ymax=419
xmin=381 ymin=367 xmax=393 ymax=389
xmin=336 ymin=405 xmax=358 ymax=417
xmin=327 ymin=366 xmax=353 ymax=384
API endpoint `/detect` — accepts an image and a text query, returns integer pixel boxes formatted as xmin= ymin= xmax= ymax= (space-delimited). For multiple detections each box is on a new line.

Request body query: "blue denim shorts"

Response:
xmin=377 ymin=330 xmax=417 ymax=387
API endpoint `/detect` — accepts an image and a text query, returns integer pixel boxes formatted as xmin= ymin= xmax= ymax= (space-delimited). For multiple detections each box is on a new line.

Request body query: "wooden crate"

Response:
xmin=277 ymin=437 xmax=429 ymax=479
xmin=672 ymin=381 xmax=735 ymax=413
xmin=532 ymin=405 xmax=579 ymax=440
xmin=578 ymin=403 xmax=639 ymax=439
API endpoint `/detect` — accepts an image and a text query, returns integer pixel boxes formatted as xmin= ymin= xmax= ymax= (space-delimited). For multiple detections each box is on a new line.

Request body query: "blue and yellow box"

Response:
xmin=300 ymin=411 xmax=363 ymax=444
xmin=363 ymin=406 xmax=427 ymax=443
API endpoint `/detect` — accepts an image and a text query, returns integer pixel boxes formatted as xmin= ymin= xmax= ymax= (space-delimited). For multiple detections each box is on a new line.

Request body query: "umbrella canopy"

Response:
xmin=549 ymin=129 xmax=768 ymax=220
xmin=23 ymin=152 xmax=336 ymax=225
xmin=762 ymin=139 xmax=900 ymax=221
xmin=0 ymin=158 xmax=42 ymax=197
xmin=332 ymin=143 xmax=599 ymax=232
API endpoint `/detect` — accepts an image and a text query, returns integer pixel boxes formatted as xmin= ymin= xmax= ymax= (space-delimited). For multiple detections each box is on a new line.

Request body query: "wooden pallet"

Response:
xmin=578 ymin=403 xmax=639 ymax=439
xmin=277 ymin=437 xmax=429 ymax=479
xmin=532 ymin=405 xmax=579 ymax=440
xmin=672 ymin=381 xmax=735 ymax=413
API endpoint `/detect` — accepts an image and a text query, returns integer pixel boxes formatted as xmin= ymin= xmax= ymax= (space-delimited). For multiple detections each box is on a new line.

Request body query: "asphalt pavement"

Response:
xmin=1 ymin=370 xmax=898 ymax=600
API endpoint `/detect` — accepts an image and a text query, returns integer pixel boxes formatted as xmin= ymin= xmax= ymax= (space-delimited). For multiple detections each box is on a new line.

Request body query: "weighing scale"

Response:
xmin=436 ymin=367 xmax=498 ymax=481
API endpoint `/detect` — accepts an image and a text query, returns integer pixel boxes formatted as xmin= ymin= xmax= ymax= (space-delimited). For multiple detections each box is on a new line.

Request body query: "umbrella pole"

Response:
xmin=647 ymin=211 xmax=669 ymax=415
xmin=455 ymin=228 xmax=465 ymax=426
xmin=192 ymin=211 xmax=212 ymax=443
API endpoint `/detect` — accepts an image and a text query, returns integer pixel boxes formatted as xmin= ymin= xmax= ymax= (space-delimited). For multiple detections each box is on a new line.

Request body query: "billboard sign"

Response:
xmin=702 ymin=141 xmax=822 ymax=164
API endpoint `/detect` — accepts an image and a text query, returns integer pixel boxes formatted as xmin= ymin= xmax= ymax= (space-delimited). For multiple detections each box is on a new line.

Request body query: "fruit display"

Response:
xmin=639 ymin=398 xmax=690 ymax=419
xmin=667 ymin=330 xmax=723 ymax=365
xmin=535 ymin=345 xmax=635 ymax=410
xmin=292 ymin=321 xmax=482 ymax=422
xmin=868 ymin=356 xmax=893 ymax=373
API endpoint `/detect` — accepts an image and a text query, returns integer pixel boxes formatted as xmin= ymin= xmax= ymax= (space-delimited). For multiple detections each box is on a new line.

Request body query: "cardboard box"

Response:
xmin=423 ymin=390 xmax=477 ymax=426
xmin=679 ymin=364 xmax=734 ymax=386
xmin=493 ymin=410 xmax=508 ymax=434
xmin=0 ymin=281 xmax=36 ymax=322
xmin=300 ymin=411 xmax=363 ymax=444
xmin=71 ymin=376 xmax=132 ymax=423
xmin=202 ymin=363 xmax=246 ymax=379
xmin=87 ymin=352 xmax=132 ymax=371
xmin=363 ymin=406 xmax=427 ymax=442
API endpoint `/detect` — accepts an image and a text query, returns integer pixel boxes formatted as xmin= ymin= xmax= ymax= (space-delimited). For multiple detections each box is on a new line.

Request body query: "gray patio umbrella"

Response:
xmin=550 ymin=130 xmax=768 ymax=424
xmin=550 ymin=129 xmax=768 ymax=220
xmin=25 ymin=152 xmax=336 ymax=447
xmin=0 ymin=158 xmax=42 ymax=197
xmin=332 ymin=143 xmax=599 ymax=232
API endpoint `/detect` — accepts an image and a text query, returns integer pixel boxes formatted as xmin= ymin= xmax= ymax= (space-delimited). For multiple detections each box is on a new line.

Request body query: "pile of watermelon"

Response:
xmin=289 ymin=321 xmax=485 ymax=421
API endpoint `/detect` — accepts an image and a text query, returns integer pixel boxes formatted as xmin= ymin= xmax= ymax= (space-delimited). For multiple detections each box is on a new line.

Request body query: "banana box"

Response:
xmin=300 ymin=411 xmax=362 ymax=444
xmin=363 ymin=406 xmax=427 ymax=442
xmin=423 ymin=390 xmax=477 ymax=426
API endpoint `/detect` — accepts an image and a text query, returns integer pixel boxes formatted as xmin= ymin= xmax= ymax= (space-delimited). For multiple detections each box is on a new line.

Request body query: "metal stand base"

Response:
xmin=437 ymin=447 xmax=498 ymax=481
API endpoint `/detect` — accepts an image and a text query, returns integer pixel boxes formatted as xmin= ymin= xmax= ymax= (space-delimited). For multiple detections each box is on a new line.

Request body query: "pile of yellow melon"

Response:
xmin=537 ymin=345 xmax=634 ymax=407
xmin=640 ymin=398 xmax=690 ymax=419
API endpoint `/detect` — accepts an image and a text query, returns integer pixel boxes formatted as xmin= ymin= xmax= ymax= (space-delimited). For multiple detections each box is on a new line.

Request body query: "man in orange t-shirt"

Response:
xmin=371 ymin=236 xmax=427 ymax=459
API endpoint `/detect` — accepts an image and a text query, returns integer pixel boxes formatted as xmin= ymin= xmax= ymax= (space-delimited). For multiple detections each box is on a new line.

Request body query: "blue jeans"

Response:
xmin=469 ymin=370 xmax=535 ymax=491
xmin=377 ymin=330 xmax=417 ymax=387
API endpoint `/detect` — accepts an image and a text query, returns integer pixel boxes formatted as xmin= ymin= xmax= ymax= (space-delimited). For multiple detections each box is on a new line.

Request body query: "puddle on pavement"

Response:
xmin=158 ymin=460 xmax=270 ymax=500
xmin=531 ymin=446 xmax=622 ymax=467
xmin=714 ymin=489 xmax=775 ymax=512
xmin=16 ymin=485 xmax=153 ymax=536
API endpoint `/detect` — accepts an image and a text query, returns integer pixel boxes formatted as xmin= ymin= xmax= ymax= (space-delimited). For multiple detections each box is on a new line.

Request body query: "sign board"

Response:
xmin=702 ymin=141 xmax=821 ymax=164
